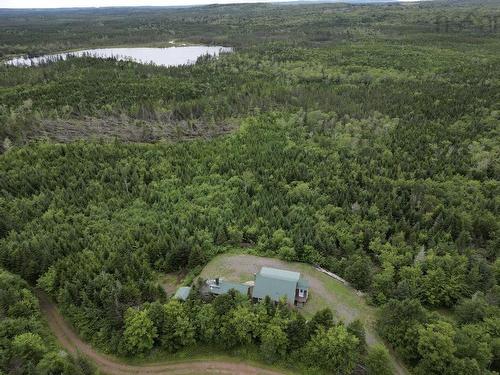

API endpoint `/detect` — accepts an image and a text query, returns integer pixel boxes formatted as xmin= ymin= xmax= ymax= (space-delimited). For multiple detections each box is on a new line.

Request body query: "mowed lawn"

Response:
xmin=199 ymin=254 xmax=373 ymax=335
xmin=198 ymin=252 xmax=409 ymax=375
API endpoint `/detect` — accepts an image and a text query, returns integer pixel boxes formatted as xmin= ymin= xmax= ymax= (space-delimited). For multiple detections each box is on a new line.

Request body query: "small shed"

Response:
xmin=296 ymin=277 xmax=309 ymax=306
xmin=297 ymin=277 xmax=309 ymax=290
xmin=173 ymin=286 xmax=192 ymax=301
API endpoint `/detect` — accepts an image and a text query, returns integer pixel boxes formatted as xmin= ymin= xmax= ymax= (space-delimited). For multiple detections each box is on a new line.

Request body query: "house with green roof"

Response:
xmin=206 ymin=266 xmax=309 ymax=307
xmin=252 ymin=267 xmax=309 ymax=306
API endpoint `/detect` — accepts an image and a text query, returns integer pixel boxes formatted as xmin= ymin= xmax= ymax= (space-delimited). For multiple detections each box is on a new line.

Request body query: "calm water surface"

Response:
xmin=6 ymin=46 xmax=232 ymax=67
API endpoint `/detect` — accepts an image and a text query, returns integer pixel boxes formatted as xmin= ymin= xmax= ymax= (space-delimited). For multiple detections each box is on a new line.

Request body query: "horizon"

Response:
xmin=1 ymin=0 xmax=422 ymax=10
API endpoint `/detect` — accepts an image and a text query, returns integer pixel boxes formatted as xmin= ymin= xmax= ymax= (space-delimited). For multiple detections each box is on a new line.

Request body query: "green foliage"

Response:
xmin=0 ymin=1 xmax=498 ymax=373
xmin=119 ymin=289 xmax=368 ymax=372
xmin=123 ymin=309 xmax=157 ymax=355
xmin=302 ymin=325 xmax=359 ymax=374
xmin=416 ymin=321 xmax=457 ymax=375
xmin=307 ymin=308 xmax=334 ymax=337
xmin=285 ymin=314 xmax=308 ymax=352
xmin=194 ymin=303 xmax=218 ymax=343
xmin=0 ymin=268 xmax=96 ymax=374
xmin=345 ymin=255 xmax=373 ymax=291
xmin=347 ymin=319 xmax=367 ymax=354
xmin=222 ymin=305 xmax=258 ymax=348
xmin=12 ymin=333 xmax=47 ymax=362
xmin=0 ymin=106 xmax=497 ymax=369
xmin=455 ymin=293 xmax=490 ymax=324
xmin=36 ymin=352 xmax=75 ymax=375
xmin=454 ymin=324 xmax=492 ymax=368
xmin=421 ymin=253 xmax=468 ymax=307
xmin=123 ymin=300 xmax=197 ymax=355
xmin=160 ymin=300 xmax=195 ymax=352
xmin=378 ymin=297 xmax=499 ymax=374
xmin=377 ymin=299 xmax=429 ymax=363
xmin=260 ymin=320 xmax=289 ymax=362
xmin=366 ymin=344 xmax=393 ymax=375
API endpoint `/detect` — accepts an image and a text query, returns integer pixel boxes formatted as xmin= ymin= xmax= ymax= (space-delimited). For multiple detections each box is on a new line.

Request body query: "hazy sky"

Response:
xmin=1 ymin=0 xmax=417 ymax=9
xmin=2 ymin=0 xmax=304 ymax=8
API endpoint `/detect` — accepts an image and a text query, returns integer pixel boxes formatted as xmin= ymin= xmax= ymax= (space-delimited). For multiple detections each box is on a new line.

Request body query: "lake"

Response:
xmin=5 ymin=46 xmax=233 ymax=67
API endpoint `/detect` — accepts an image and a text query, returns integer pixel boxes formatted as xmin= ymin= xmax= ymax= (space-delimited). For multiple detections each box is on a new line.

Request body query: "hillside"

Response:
xmin=0 ymin=1 xmax=499 ymax=374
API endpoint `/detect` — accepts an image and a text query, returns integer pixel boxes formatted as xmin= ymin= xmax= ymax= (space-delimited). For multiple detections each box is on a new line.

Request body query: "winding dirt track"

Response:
xmin=37 ymin=292 xmax=285 ymax=375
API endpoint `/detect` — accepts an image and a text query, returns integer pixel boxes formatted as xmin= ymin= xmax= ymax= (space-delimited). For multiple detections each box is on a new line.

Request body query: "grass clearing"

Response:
xmin=158 ymin=271 xmax=186 ymax=297
xmin=198 ymin=252 xmax=409 ymax=375
xmin=199 ymin=252 xmax=372 ymax=322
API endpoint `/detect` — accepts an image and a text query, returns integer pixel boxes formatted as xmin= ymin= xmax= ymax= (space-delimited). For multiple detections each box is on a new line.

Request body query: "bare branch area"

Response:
xmin=27 ymin=117 xmax=237 ymax=144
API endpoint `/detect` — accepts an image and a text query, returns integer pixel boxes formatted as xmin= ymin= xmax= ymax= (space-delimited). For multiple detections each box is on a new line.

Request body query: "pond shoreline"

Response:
xmin=4 ymin=45 xmax=233 ymax=67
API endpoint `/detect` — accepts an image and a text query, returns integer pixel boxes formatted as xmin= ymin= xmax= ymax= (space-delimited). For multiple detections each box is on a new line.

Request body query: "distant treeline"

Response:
xmin=0 ymin=1 xmax=498 ymax=58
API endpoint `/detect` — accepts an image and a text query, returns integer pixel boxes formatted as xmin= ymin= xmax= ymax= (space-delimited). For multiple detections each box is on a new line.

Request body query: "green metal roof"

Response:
xmin=297 ymin=278 xmax=309 ymax=289
xmin=211 ymin=280 xmax=249 ymax=295
xmin=173 ymin=286 xmax=192 ymax=301
xmin=220 ymin=280 xmax=249 ymax=295
xmin=252 ymin=267 xmax=299 ymax=303
xmin=260 ymin=267 xmax=300 ymax=282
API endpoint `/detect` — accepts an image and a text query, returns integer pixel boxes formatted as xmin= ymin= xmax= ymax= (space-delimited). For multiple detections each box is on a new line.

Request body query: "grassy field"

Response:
xmin=199 ymin=252 xmax=372 ymax=325
xmin=194 ymin=251 xmax=409 ymax=375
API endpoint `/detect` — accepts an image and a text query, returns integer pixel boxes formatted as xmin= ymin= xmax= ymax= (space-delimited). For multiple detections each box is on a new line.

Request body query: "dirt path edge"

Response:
xmin=36 ymin=291 xmax=286 ymax=375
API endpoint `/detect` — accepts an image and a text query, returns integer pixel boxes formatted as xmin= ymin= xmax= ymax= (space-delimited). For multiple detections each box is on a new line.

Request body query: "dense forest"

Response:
xmin=119 ymin=284 xmax=385 ymax=374
xmin=0 ymin=0 xmax=499 ymax=374
xmin=0 ymin=268 xmax=96 ymax=374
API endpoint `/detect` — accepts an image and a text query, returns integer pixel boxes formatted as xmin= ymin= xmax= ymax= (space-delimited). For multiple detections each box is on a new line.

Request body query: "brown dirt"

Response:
xmin=160 ymin=272 xmax=186 ymax=296
xmin=27 ymin=117 xmax=236 ymax=144
xmin=36 ymin=291 xmax=286 ymax=375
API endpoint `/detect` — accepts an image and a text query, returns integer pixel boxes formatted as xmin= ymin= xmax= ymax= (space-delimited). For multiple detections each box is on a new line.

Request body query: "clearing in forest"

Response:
xmin=199 ymin=253 xmax=409 ymax=375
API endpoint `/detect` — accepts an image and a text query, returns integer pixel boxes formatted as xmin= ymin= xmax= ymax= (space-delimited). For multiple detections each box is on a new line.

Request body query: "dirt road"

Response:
xmin=37 ymin=292 xmax=286 ymax=375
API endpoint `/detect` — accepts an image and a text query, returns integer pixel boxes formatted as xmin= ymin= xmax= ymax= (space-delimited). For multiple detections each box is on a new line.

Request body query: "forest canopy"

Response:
xmin=0 ymin=268 xmax=95 ymax=375
xmin=0 ymin=0 xmax=499 ymax=374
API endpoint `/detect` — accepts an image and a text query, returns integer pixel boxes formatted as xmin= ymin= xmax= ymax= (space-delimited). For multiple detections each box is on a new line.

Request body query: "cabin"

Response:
xmin=252 ymin=267 xmax=309 ymax=306
xmin=206 ymin=266 xmax=309 ymax=307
